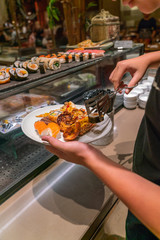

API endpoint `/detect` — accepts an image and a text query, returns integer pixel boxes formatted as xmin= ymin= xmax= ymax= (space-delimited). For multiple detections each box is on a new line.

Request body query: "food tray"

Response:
xmin=66 ymin=42 xmax=113 ymax=50
xmin=0 ymin=57 xmax=104 ymax=98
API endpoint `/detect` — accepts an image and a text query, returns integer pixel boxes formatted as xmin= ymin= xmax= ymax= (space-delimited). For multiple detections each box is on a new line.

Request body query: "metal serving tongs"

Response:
xmin=84 ymin=90 xmax=116 ymax=122
xmin=115 ymin=81 xmax=138 ymax=94
xmin=84 ymin=83 xmax=138 ymax=123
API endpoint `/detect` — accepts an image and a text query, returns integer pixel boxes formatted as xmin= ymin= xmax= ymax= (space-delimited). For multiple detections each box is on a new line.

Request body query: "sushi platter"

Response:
xmin=0 ymin=48 xmax=106 ymax=96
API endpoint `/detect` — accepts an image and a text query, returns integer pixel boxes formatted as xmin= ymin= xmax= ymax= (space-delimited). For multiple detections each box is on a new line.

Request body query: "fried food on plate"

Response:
xmin=78 ymin=116 xmax=95 ymax=136
xmin=63 ymin=122 xmax=80 ymax=141
xmin=34 ymin=101 xmax=95 ymax=141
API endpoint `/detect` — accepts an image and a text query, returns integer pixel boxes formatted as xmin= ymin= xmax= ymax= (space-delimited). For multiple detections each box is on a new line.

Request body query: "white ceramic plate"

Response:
xmin=124 ymin=92 xmax=138 ymax=101
xmin=21 ymin=104 xmax=85 ymax=144
xmin=124 ymin=101 xmax=137 ymax=109
xmin=131 ymin=89 xmax=143 ymax=96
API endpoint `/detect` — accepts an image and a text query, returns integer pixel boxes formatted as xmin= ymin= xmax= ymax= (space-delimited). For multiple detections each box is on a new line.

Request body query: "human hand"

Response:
xmin=42 ymin=136 xmax=102 ymax=167
xmin=109 ymin=55 xmax=149 ymax=93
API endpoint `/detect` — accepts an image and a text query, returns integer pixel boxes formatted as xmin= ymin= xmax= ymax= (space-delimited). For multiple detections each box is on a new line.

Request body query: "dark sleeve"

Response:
xmin=137 ymin=20 xmax=143 ymax=33
xmin=151 ymin=18 xmax=157 ymax=30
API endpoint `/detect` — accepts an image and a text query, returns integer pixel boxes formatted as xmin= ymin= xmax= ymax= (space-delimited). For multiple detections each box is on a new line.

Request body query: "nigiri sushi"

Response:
xmin=34 ymin=121 xmax=60 ymax=138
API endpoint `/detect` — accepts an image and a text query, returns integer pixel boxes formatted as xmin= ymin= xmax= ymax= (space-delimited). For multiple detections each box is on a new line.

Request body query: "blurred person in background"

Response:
xmin=28 ymin=30 xmax=36 ymax=48
xmin=22 ymin=23 xmax=27 ymax=39
xmin=11 ymin=28 xmax=17 ymax=46
xmin=55 ymin=26 xmax=68 ymax=51
xmin=137 ymin=13 xmax=157 ymax=44
xmin=42 ymin=24 xmax=52 ymax=48
xmin=34 ymin=21 xmax=44 ymax=47
xmin=0 ymin=28 xmax=11 ymax=44
xmin=0 ymin=30 xmax=6 ymax=43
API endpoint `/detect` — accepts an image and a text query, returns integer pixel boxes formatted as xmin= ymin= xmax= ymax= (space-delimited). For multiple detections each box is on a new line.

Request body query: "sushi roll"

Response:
xmin=68 ymin=54 xmax=73 ymax=63
xmin=15 ymin=68 xmax=28 ymax=81
xmin=31 ymin=56 xmax=38 ymax=63
xmin=39 ymin=61 xmax=46 ymax=74
xmin=43 ymin=58 xmax=51 ymax=69
xmin=58 ymin=55 xmax=66 ymax=64
xmin=19 ymin=62 xmax=23 ymax=68
xmin=9 ymin=67 xmax=16 ymax=80
xmin=34 ymin=121 xmax=47 ymax=136
xmin=5 ymin=67 xmax=11 ymax=73
xmin=88 ymin=53 xmax=92 ymax=59
xmin=88 ymin=52 xmax=96 ymax=59
xmin=0 ymin=70 xmax=10 ymax=84
xmin=57 ymin=52 xmax=64 ymax=58
xmin=75 ymin=53 xmax=81 ymax=62
xmin=88 ymin=112 xmax=103 ymax=123
xmin=14 ymin=60 xmax=21 ymax=68
xmin=51 ymin=54 xmax=57 ymax=58
xmin=35 ymin=57 xmax=46 ymax=66
xmin=83 ymin=52 xmax=89 ymax=61
xmin=64 ymin=54 xmax=72 ymax=63
xmin=91 ymin=53 xmax=96 ymax=59
xmin=79 ymin=53 xmax=83 ymax=62
xmin=27 ymin=62 xmax=38 ymax=73
xmin=70 ymin=52 xmax=75 ymax=61
xmin=48 ymin=58 xmax=61 ymax=70
xmin=64 ymin=54 xmax=69 ymax=63
xmin=45 ymin=54 xmax=51 ymax=58
xmin=48 ymin=109 xmax=62 ymax=123
xmin=22 ymin=61 xmax=29 ymax=69
xmin=35 ymin=57 xmax=41 ymax=65
xmin=38 ymin=57 xmax=50 ymax=69
xmin=0 ymin=65 xmax=6 ymax=70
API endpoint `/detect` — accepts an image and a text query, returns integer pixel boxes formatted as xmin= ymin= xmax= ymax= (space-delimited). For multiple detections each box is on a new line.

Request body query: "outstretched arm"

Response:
xmin=42 ymin=136 xmax=160 ymax=238
xmin=109 ymin=51 xmax=160 ymax=93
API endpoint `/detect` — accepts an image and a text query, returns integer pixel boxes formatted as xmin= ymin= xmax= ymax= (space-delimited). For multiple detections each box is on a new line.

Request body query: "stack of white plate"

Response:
xmin=138 ymin=93 xmax=149 ymax=109
xmin=123 ymin=92 xmax=138 ymax=109
xmin=131 ymin=88 xmax=143 ymax=97
xmin=135 ymin=84 xmax=148 ymax=93
xmin=142 ymin=80 xmax=153 ymax=91
xmin=147 ymin=76 xmax=154 ymax=83
xmin=114 ymin=91 xmax=124 ymax=109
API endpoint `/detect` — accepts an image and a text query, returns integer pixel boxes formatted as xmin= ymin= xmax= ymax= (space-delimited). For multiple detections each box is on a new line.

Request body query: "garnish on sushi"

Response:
xmin=34 ymin=120 xmax=60 ymax=138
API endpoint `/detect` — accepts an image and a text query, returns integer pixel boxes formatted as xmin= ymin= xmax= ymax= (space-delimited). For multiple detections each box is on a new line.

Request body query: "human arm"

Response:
xmin=42 ymin=136 xmax=160 ymax=238
xmin=109 ymin=51 xmax=160 ymax=92
xmin=151 ymin=29 xmax=156 ymax=39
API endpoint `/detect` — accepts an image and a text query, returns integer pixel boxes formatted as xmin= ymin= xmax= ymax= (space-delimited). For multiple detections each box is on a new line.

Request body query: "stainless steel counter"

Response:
xmin=0 ymin=107 xmax=144 ymax=240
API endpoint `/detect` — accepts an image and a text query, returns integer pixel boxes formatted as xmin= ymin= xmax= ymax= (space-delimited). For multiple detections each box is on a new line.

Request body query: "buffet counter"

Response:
xmin=0 ymin=43 xmax=144 ymax=205
xmin=0 ymin=107 xmax=144 ymax=240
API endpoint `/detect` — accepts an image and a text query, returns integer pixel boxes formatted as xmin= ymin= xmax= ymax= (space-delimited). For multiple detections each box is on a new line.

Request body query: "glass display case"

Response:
xmin=0 ymin=43 xmax=144 ymax=204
